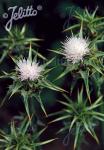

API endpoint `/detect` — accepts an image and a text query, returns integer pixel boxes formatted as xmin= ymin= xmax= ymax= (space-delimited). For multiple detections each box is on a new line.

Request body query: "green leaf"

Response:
xmin=21 ymin=90 xmax=31 ymax=121
xmin=41 ymin=79 xmax=66 ymax=92
xmin=83 ymin=119 xmax=99 ymax=143
xmin=74 ymin=123 xmax=80 ymax=150
xmin=48 ymin=49 xmax=63 ymax=55
xmin=86 ymin=96 xmax=103 ymax=111
xmin=11 ymin=122 xmax=17 ymax=138
xmin=35 ymin=139 xmax=55 ymax=146
xmin=78 ymin=88 xmax=83 ymax=104
xmin=9 ymin=82 xmax=22 ymax=98
xmin=63 ymin=24 xmax=80 ymax=32
xmin=88 ymin=60 xmax=103 ymax=75
xmin=0 ymin=50 xmax=8 ymax=63
xmin=43 ymin=57 xmax=55 ymax=68
xmin=32 ymin=48 xmax=46 ymax=60
xmin=91 ymin=7 xmax=98 ymax=18
xmin=20 ymin=118 xmax=30 ymax=135
xmin=20 ymin=25 xmax=26 ymax=35
xmin=88 ymin=122 xmax=99 ymax=144
xmin=50 ymin=115 xmax=71 ymax=123
xmin=28 ymin=43 xmax=32 ymax=61
xmin=35 ymin=128 xmax=47 ymax=139
xmin=34 ymin=94 xmax=47 ymax=117
xmin=95 ymin=51 xmax=104 ymax=57
xmin=55 ymin=65 xmax=77 ymax=81
xmin=80 ymin=70 xmax=91 ymax=103
xmin=69 ymin=116 xmax=77 ymax=132
xmin=93 ymin=116 xmax=104 ymax=122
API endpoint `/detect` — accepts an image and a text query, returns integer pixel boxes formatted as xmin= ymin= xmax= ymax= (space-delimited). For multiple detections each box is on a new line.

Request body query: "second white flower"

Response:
xmin=62 ymin=36 xmax=89 ymax=63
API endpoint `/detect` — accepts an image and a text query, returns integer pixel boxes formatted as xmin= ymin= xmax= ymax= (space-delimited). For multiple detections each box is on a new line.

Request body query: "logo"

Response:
xmin=3 ymin=5 xmax=43 ymax=31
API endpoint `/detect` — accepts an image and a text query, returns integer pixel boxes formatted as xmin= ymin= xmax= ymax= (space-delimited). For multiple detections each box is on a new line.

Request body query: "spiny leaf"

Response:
xmin=55 ymin=65 xmax=77 ymax=81
xmin=63 ymin=24 xmax=80 ymax=32
xmin=80 ymin=70 xmax=91 ymax=103
xmin=41 ymin=79 xmax=67 ymax=93
xmin=21 ymin=25 xmax=26 ymax=35
xmin=43 ymin=57 xmax=55 ymax=68
xmin=69 ymin=117 xmax=77 ymax=132
xmin=48 ymin=49 xmax=64 ymax=55
xmin=88 ymin=60 xmax=103 ymax=75
xmin=34 ymin=94 xmax=47 ymax=117
xmin=32 ymin=48 xmax=46 ymax=60
xmin=74 ymin=123 xmax=80 ymax=150
xmin=35 ymin=139 xmax=56 ymax=146
xmin=28 ymin=43 xmax=32 ymax=61
xmin=49 ymin=115 xmax=70 ymax=124
xmin=21 ymin=90 xmax=31 ymax=121
xmin=9 ymin=82 xmax=22 ymax=99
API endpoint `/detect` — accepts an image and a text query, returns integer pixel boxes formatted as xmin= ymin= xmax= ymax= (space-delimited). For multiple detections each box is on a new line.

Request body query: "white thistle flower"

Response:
xmin=62 ymin=36 xmax=89 ymax=63
xmin=16 ymin=59 xmax=43 ymax=81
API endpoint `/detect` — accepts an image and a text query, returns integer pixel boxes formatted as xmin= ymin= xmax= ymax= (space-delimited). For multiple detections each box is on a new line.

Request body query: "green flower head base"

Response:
xmin=16 ymin=58 xmax=43 ymax=81
xmin=62 ymin=36 xmax=89 ymax=64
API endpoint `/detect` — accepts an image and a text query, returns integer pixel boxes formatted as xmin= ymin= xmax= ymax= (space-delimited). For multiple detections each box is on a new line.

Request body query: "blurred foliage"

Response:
xmin=50 ymin=90 xmax=104 ymax=149
xmin=0 ymin=26 xmax=46 ymax=64
xmin=0 ymin=117 xmax=54 ymax=150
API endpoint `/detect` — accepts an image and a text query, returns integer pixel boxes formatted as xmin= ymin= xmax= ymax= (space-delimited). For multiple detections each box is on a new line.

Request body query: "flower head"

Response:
xmin=62 ymin=36 xmax=89 ymax=63
xmin=16 ymin=59 xmax=43 ymax=81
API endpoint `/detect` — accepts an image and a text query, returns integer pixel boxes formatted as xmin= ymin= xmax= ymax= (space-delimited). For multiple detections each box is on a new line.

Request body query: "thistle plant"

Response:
xmin=0 ymin=6 xmax=104 ymax=150
xmin=50 ymin=90 xmax=104 ymax=149
xmin=51 ymin=34 xmax=104 ymax=102
xmin=50 ymin=8 xmax=104 ymax=103
xmin=0 ymin=45 xmax=65 ymax=119
xmin=48 ymin=8 xmax=104 ymax=149
xmin=0 ymin=25 xmax=45 ymax=64
xmin=64 ymin=8 xmax=104 ymax=41
xmin=0 ymin=118 xmax=54 ymax=150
